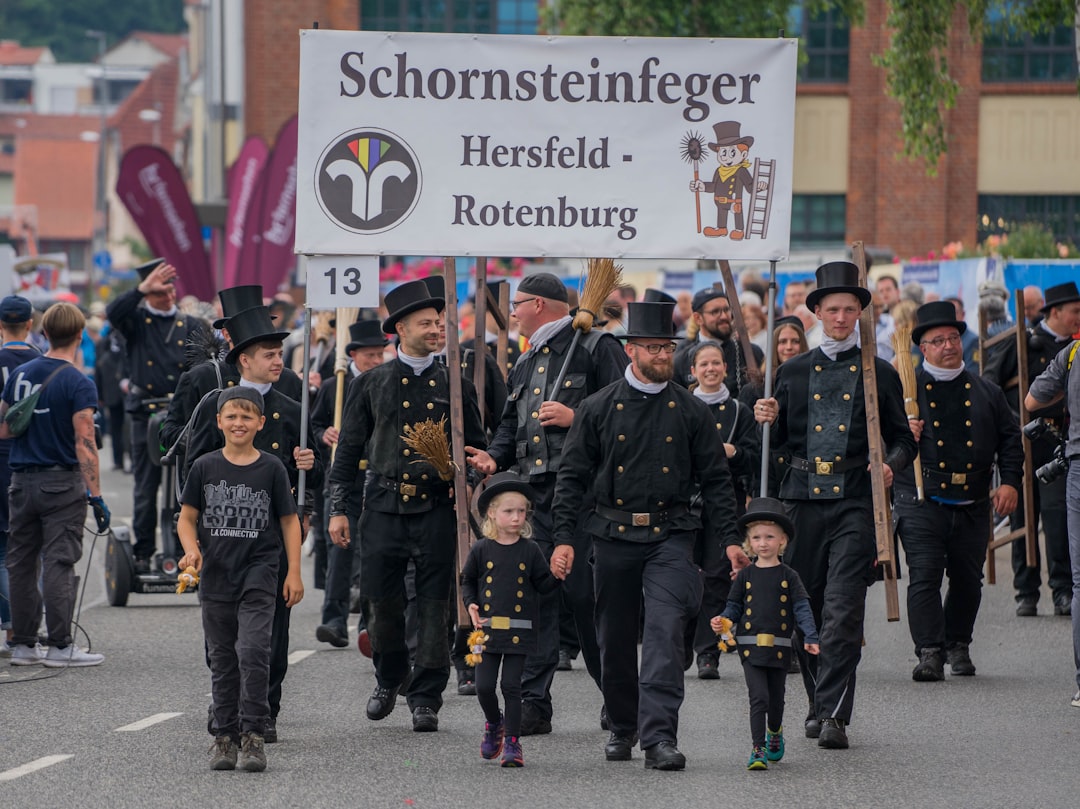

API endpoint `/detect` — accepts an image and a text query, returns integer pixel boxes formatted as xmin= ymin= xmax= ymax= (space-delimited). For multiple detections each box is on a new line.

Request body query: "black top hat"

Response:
xmin=134 ymin=257 xmax=165 ymax=280
xmin=707 ymin=121 xmax=754 ymax=152
xmin=214 ymin=285 xmax=265 ymax=329
xmin=422 ymin=274 xmax=446 ymax=300
xmin=773 ymin=315 xmax=805 ymax=332
xmin=474 ymin=279 xmax=508 ymax=306
xmin=382 ymin=280 xmax=445 ymax=334
xmin=346 ymin=319 xmax=389 ymax=352
xmin=911 ymin=301 xmax=968 ymax=345
xmin=736 ymin=497 xmax=795 ymax=541
xmin=1041 ymin=282 xmax=1080 ymax=313
xmin=642 ymin=288 xmax=676 ymax=305
xmin=225 ymin=306 xmax=292 ymax=364
xmin=623 ymin=301 xmax=676 ymax=340
xmin=805 ymin=261 xmax=871 ymax=310
xmin=476 ymin=471 xmax=538 ymax=516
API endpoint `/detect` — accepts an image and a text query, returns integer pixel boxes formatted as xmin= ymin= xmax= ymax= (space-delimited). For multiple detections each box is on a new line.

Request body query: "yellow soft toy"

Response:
xmin=715 ymin=616 xmax=736 ymax=654
xmin=175 ymin=566 xmax=199 ymax=594
xmin=465 ymin=629 xmax=489 ymax=667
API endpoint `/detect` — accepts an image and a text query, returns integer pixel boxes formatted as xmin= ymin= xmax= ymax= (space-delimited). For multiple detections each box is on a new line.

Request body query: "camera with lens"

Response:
xmin=1022 ymin=418 xmax=1070 ymax=484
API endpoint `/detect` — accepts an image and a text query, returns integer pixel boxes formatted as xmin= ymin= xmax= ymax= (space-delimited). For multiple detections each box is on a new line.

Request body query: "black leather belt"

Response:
xmin=923 ymin=467 xmax=991 ymax=490
xmin=16 ymin=464 xmax=79 ymax=473
xmin=374 ymin=474 xmax=449 ymax=498
xmin=788 ymin=456 xmax=866 ymax=475
xmin=594 ymin=503 xmax=689 ymax=527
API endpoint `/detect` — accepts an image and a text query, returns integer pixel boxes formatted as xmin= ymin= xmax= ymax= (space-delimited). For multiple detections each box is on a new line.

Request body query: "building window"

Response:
xmin=361 ymin=0 xmax=538 ymax=34
xmin=982 ymin=14 xmax=1078 ymax=82
xmin=978 ymin=194 xmax=1080 ymax=247
xmin=789 ymin=4 xmax=849 ymax=83
xmin=497 ymin=0 xmax=539 ymax=34
xmin=790 ymin=194 xmax=846 ymax=246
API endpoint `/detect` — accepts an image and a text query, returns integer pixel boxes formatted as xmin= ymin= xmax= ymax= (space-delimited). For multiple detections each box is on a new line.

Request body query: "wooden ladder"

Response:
xmin=747 ymin=158 xmax=775 ymax=239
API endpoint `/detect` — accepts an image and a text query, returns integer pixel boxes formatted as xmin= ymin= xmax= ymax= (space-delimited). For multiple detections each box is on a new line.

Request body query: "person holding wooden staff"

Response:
xmin=466 ymin=270 xmax=628 ymax=736
xmin=327 ymin=280 xmax=486 ymax=733
xmin=897 ymin=302 xmax=1022 ymax=682
xmin=754 ymin=261 xmax=916 ymax=750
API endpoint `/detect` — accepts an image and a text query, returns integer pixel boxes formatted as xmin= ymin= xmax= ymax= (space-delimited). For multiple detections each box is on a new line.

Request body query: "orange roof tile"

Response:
xmin=108 ymin=58 xmax=179 ymax=155
xmin=122 ymin=32 xmax=187 ymax=60
xmin=0 ymin=40 xmax=49 ymax=66
xmin=13 ymin=136 xmax=98 ymax=240
xmin=0 ymin=113 xmax=93 ymax=140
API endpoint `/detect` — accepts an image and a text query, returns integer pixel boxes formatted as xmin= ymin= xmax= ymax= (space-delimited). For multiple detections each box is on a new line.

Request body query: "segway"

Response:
xmin=105 ymin=399 xmax=196 ymax=606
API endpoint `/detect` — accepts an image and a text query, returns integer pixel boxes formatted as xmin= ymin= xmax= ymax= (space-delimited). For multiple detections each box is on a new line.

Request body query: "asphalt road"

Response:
xmin=2 ymin=459 xmax=1078 ymax=808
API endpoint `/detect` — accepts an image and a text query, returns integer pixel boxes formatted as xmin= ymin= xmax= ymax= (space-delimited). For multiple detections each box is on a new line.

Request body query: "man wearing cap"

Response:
xmin=755 ymin=261 xmax=916 ymax=750
xmin=673 ymin=286 xmax=763 ymax=398
xmin=328 ymin=281 xmax=486 ymax=733
xmin=466 ymin=272 xmax=627 ymax=736
xmin=984 ymin=281 xmax=1080 ymax=617
xmin=897 ymin=302 xmax=1022 ymax=682
xmin=548 ymin=299 xmax=741 ymax=770
xmin=183 ymin=304 xmax=320 ymax=744
xmin=311 ymin=318 xmax=388 ymax=648
xmin=105 ymin=260 xmax=205 ymax=571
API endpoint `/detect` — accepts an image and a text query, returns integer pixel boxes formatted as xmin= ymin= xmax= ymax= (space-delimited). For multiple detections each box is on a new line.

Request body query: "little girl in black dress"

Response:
xmin=461 ymin=472 xmax=559 ymax=767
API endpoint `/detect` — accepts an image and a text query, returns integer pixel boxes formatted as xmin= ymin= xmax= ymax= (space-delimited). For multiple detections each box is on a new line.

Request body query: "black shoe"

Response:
xmin=1016 ymin=597 xmax=1038 ymax=617
xmin=366 ymin=683 xmax=401 ymax=720
xmin=133 ymin=558 xmax=152 ymax=575
xmin=315 ymin=624 xmax=349 ymax=648
xmin=1054 ymin=597 xmax=1072 ymax=616
xmin=696 ymin=652 xmax=719 ymax=680
xmin=519 ymin=702 xmax=552 ymax=736
xmin=818 ymin=718 xmax=849 ymax=749
xmin=604 ymin=731 xmax=638 ymax=761
xmin=457 ymin=668 xmax=476 ymax=696
xmin=804 ymin=715 xmax=821 ymax=739
xmin=912 ymin=648 xmax=945 ymax=682
xmin=557 ymin=649 xmax=573 ymax=671
xmin=644 ymin=741 xmax=686 ymax=771
xmin=600 ymin=705 xmax=610 ymax=731
xmin=412 ymin=706 xmax=439 ymax=732
xmin=946 ymin=644 xmax=976 ymax=676
xmin=263 ymin=717 xmax=278 ymax=744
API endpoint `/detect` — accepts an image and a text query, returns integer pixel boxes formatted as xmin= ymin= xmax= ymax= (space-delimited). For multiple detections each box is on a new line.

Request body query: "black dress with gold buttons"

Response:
xmin=719 ymin=563 xmax=815 ymax=668
xmin=460 ymin=537 xmax=560 ymax=654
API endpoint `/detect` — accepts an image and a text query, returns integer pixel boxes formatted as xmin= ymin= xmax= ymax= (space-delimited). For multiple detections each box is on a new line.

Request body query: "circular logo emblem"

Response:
xmin=315 ymin=128 xmax=421 ymax=234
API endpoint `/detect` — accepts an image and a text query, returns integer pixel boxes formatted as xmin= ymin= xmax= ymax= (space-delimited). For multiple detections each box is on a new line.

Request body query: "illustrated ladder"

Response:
xmin=747 ymin=158 xmax=775 ymax=239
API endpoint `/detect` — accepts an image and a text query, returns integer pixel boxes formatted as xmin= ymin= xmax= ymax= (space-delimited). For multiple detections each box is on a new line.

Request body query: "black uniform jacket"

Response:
xmin=893 ymin=368 xmax=1023 ymax=504
xmin=771 ymin=346 xmax=917 ymax=501
xmin=700 ymin=395 xmax=759 ymax=499
xmin=552 ymin=378 xmax=741 ymax=548
xmin=328 ymin=358 xmax=486 ymax=516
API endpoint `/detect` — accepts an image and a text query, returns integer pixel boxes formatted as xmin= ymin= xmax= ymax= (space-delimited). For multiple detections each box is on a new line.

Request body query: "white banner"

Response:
xmin=297 ymin=31 xmax=797 ymax=261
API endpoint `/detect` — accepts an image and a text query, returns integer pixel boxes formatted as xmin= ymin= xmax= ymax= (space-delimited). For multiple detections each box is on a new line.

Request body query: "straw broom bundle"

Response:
xmin=891 ymin=323 xmax=925 ymax=502
xmin=402 ymin=416 xmax=457 ymax=481
xmin=550 ymin=258 xmax=623 ymax=396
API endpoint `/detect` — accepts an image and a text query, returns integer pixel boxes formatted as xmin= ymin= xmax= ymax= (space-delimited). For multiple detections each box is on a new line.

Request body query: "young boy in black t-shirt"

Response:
xmin=178 ymin=387 xmax=303 ymax=772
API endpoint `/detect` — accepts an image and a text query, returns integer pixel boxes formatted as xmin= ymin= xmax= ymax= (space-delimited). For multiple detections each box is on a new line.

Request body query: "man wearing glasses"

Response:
xmin=547 ymin=300 xmax=741 ymax=770
xmin=467 ymin=272 xmax=627 ymax=737
xmin=895 ymin=302 xmax=1021 ymax=683
xmin=673 ymin=287 xmax=763 ymax=398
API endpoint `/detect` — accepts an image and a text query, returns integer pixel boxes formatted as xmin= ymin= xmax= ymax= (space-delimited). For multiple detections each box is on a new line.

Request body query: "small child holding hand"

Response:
xmin=460 ymin=472 xmax=559 ymax=768
xmin=712 ymin=497 xmax=818 ymax=771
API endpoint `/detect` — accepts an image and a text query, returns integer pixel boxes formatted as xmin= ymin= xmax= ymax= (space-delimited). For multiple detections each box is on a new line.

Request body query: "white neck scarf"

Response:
xmin=693 ymin=384 xmax=730 ymax=405
xmin=1039 ymin=320 xmax=1070 ymax=342
xmin=922 ymin=360 xmax=965 ymax=382
xmin=819 ymin=331 xmax=859 ymax=361
xmin=398 ymin=349 xmax=434 ymax=376
xmin=624 ymin=363 xmax=668 ymax=394
xmin=144 ymin=302 xmax=178 ymax=318
xmin=239 ymin=378 xmax=272 ymax=395
xmin=527 ymin=316 xmax=572 ymax=351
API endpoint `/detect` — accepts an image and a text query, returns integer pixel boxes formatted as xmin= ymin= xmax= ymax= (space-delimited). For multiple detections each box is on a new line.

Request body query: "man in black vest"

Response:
xmin=755 ymin=261 xmax=916 ymax=750
xmin=897 ymin=302 xmax=1022 ymax=681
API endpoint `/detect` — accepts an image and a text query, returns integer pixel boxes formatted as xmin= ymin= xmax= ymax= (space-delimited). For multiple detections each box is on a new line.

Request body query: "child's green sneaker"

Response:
xmin=765 ymin=726 xmax=785 ymax=761
xmin=747 ymin=745 xmax=768 ymax=770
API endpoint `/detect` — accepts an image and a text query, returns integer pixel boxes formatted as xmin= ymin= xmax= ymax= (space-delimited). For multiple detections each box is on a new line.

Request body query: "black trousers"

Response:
xmin=129 ymin=413 xmax=163 ymax=559
xmin=203 ymin=589 xmax=275 ymax=739
xmin=359 ymin=506 xmax=454 ymax=711
xmin=475 ymin=652 xmax=526 ymax=736
xmin=785 ymin=498 xmax=875 ymax=724
xmin=1011 ymin=473 xmax=1071 ymax=603
xmin=321 ymin=510 xmax=358 ymax=633
xmin=897 ymin=498 xmax=990 ymax=654
xmin=108 ymin=403 xmax=127 ymax=468
xmin=743 ymin=664 xmax=787 ymax=747
xmin=692 ymin=508 xmax=734 ymax=656
xmin=594 ymin=532 xmax=702 ymax=749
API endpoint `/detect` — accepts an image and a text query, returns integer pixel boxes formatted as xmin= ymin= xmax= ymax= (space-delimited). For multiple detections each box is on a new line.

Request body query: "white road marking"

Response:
xmin=0 ymin=755 xmax=74 ymax=781
xmin=288 ymin=650 xmax=315 ymax=664
xmin=114 ymin=712 xmax=184 ymax=732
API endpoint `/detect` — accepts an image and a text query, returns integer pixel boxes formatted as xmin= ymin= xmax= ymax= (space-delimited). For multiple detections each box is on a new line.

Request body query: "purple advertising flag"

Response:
xmin=237 ymin=115 xmax=298 ymax=291
xmin=223 ymin=136 xmax=269 ymax=287
xmin=116 ymin=145 xmax=214 ymax=301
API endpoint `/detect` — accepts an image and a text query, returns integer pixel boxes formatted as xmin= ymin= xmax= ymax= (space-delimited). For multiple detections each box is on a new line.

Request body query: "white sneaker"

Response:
xmin=1071 ymin=691 xmax=1080 ymax=708
xmin=0 ymin=640 xmax=12 ymax=658
xmin=10 ymin=643 xmax=45 ymax=666
xmin=42 ymin=645 xmax=104 ymax=668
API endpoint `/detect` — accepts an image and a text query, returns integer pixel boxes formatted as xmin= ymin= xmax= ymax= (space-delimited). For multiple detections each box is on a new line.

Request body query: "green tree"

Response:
xmin=548 ymin=0 xmax=1079 ymax=174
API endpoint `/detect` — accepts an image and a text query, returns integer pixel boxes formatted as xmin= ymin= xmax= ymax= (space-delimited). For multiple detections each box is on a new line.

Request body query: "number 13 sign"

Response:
xmin=304 ymin=255 xmax=381 ymax=309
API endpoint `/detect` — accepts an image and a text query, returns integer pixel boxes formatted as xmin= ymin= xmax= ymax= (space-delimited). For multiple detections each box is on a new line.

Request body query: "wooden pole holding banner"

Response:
xmin=331 ymin=306 xmax=358 ymax=464
xmin=442 ymin=257 xmax=473 ymax=626
xmin=758 ymin=260 xmax=778 ymax=496
xmin=716 ymin=260 xmax=764 ymax=389
xmin=473 ymin=257 xmax=489 ymax=430
xmin=297 ymin=307 xmax=312 ymax=512
xmin=852 ymin=242 xmax=899 ymax=622
xmin=491 ymin=282 xmax=510 ymax=382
